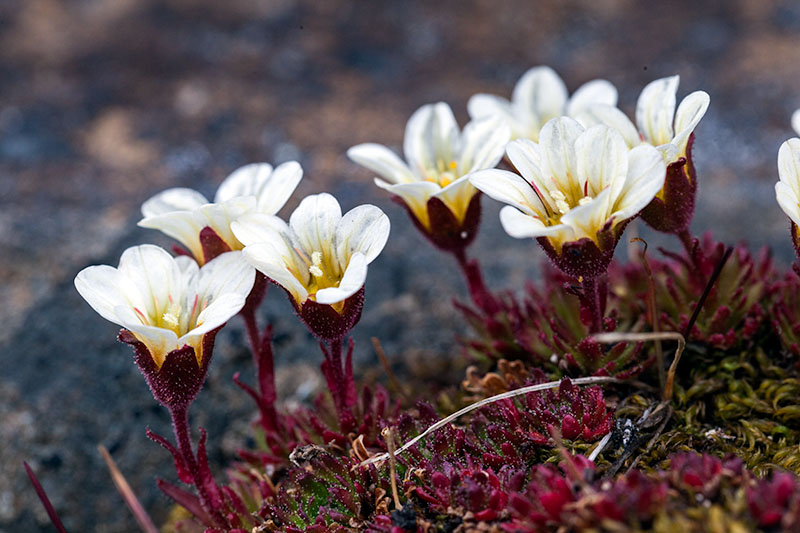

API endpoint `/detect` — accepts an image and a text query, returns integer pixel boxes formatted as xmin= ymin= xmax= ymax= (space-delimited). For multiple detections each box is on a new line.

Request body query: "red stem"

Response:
xmin=168 ymin=405 xmax=227 ymax=528
xmin=678 ymin=228 xmax=695 ymax=258
xmin=452 ymin=247 xmax=498 ymax=315
xmin=240 ymin=307 xmax=278 ymax=433
xmin=581 ymin=276 xmax=603 ymax=334
xmin=321 ymin=337 xmax=355 ymax=432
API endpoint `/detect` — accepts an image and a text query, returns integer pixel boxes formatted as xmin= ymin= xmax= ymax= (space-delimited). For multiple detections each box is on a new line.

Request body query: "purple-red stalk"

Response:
xmin=239 ymin=306 xmax=279 ymax=434
xmin=24 ymin=461 xmax=67 ymax=533
xmin=320 ymin=337 xmax=357 ymax=433
xmin=452 ymin=246 xmax=498 ymax=315
xmin=167 ymin=405 xmax=228 ymax=528
xmin=579 ymin=275 xmax=604 ymax=334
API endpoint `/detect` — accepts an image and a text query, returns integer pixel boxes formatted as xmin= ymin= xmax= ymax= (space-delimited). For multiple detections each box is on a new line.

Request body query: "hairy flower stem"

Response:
xmin=581 ymin=276 xmax=604 ymax=333
xmin=678 ymin=228 xmax=695 ymax=258
xmin=240 ymin=306 xmax=278 ymax=434
xmin=453 ymin=247 xmax=498 ymax=315
xmin=168 ymin=405 xmax=227 ymax=528
xmin=321 ymin=337 xmax=356 ymax=432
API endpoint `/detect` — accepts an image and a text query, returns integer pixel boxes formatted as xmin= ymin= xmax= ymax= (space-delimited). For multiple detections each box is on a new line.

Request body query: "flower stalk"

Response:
xmin=452 ymin=246 xmax=498 ymax=315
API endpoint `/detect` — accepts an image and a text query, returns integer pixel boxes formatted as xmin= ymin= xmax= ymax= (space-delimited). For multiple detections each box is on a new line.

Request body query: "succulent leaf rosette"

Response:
xmin=74 ymin=245 xmax=255 ymax=407
xmin=139 ymin=162 xmax=303 ymax=264
xmin=347 ymin=102 xmax=509 ymax=251
xmin=231 ymin=192 xmax=390 ymax=340
xmin=467 ymin=65 xmax=618 ymax=142
xmin=470 ymin=117 xmax=666 ymax=280
xmin=578 ymin=75 xmax=710 ymax=234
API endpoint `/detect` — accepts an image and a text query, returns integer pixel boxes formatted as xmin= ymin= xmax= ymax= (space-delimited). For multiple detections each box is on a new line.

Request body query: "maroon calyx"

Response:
xmin=641 ymin=133 xmax=698 ymax=235
xmin=292 ymin=286 xmax=365 ymax=342
xmin=395 ymin=192 xmax=482 ymax=252
xmin=200 ymin=226 xmax=232 ymax=264
xmin=119 ymin=328 xmax=219 ymax=410
xmin=536 ymin=217 xmax=627 ymax=282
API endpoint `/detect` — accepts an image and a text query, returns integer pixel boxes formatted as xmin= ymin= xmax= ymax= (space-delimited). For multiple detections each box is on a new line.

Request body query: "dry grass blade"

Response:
xmin=593 ymin=331 xmax=685 ymax=401
xmin=359 ymin=375 xmax=623 ymax=467
xmin=98 ymin=445 xmax=158 ymax=533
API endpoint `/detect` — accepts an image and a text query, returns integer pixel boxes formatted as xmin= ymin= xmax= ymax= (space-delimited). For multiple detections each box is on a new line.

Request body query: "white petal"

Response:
xmin=779 ymin=138 xmax=800 ymax=200
xmin=458 ymin=117 xmax=511 ymax=174
xmin=672 ymin=91 xmax=710 ymax=155
xmin=193 ymin=197 xmax=255 ymax=251
xmin=467 ymin=93 xmax=527 ymax=138
xmin=566 ymin=79 xmax=618 ymax=117
xmin=376 ymin=178 xmax=439 ymax=229
xmin=114 ymin=306 xmax=180 ymax=367
xmin=315 ymin=252 xmax=368 ymax=305
xmin=612 ymin=144 xmax=667 ymax=220
xmin=118 ymin=245 xmax=186 ymax=318
xmin=499 ymin=205 xmax=572 ymax=240
xmin=776 ymin=181 xmax=800 ymax=228
xmin=469 ymin=168 xmax=547 ymax=218
xmin=138 ymin=211 xmax=206 ymax=260
xmin=574 ymin=104 xmax=641 ymax=149
xmin=347 ymin=143 xmax=416 ymax=185
xmin=792 ymin=109 xmax=800 ymax=137
xmin=574 ymin=125 xmax=628 ymax=207
xmin=215 ymin=161 xmax=303 ymax=215
xmin=231 ymin=213 xmax=290 ymax=247
xmin=512 ymin=66 xmax=568 ymax=130
xmin=181 ymin=292 xmax=247 ymax=346
xmin=289 ymin=193 xmax=342 ymax=258
xmin=539 ymin=117 xmax=584 ymax=200
xmin=243 ymin=242 xmax=309 ymax=305
xmin=74 ymin=265 xmax=139 ymax=327
xmin=190 ymin=251 xmax=255 ymax=307
xmin=335 ymin=205 xmax=390 ymax=267
xmin=431 ymin=175 xmax=478 ymax=224
xmin=141 ymin=188 xmax=209 ymax=218
xmin=214 ymin=163 xmax=274 ymax=203
xmin=636 ymin=75 xmax=679 ymax=146
xmin=403 ymin=102 xmax=459 ymax=177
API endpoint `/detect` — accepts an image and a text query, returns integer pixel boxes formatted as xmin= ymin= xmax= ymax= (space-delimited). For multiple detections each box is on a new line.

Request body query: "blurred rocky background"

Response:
xmin=1 ymin=0 xmax=799 ymax=530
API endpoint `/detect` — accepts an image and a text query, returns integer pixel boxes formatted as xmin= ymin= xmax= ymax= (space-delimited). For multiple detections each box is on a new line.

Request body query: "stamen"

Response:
xmin=448 ymin=160 xmax=457 ymax=170
xmin=309 ymin=251 xmax=324 ymax=278
xmin=133 ymin=307 xmax=148 ymax=324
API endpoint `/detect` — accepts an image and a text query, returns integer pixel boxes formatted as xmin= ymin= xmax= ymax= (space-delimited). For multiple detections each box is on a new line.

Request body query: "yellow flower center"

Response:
xmin=424 ymin=159 xmax=459 ymax=188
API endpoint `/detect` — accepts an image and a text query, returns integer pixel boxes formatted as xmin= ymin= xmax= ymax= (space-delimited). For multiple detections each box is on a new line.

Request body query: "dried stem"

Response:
xmin=359 ymin=376 xmax=624 ymax=467
xmin=381 ymin=427 xmax=403 ymax=510
xmin=98 ymin=445 xmax=159 ymax=533
xmin=593 ymin=331 xmax=685 ymax=402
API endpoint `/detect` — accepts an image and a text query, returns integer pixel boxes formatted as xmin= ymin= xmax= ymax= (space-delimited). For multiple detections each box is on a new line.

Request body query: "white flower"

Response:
xmin=347 ymin=102 xmax=510 ymax=230
xmin=576 ymin=75 xmax=709 ymax=165
xmin=75 ymin=245 xmax=255 ymax=368
xmin=231 ymin=193 xmax=390 ymax=310
xmin=470 ymin=117 xmax=666 ymax=251
xmin=776 ymin=138 xmax=800 ymax=228
xmin=467 ymin=65 xmax=617 ymax=142
xmin=138 ymin=162 xmax=303 ymax=263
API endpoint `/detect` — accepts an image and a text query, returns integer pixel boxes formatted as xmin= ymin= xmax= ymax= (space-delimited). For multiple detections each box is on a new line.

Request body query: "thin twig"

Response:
xmin=627 ymin=403 xmax=673 ymax=472
xmin=631 ymin=238 xmax=664 ymax=391
xmin=593 ymin=331 xmax=685 ymax=401
xmin=98 ymin=445 xmax=159 ymax=533
xmin=683 ymin=246 xmax=733 ymax=340
xmin=358 ymin=376 xmax=623 ymax=467
xmin=381 ymin=427 xmax=403 ymax=510
xmin=372 ymin=337 xmax=408 ymax=401
xmin=588 ymin=433 xmax=612 ymax=462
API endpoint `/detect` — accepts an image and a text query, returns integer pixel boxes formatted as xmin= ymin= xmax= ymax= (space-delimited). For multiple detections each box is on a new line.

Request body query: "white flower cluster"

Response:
xmin=77 ymin=64 xmax=726 ymax=365
xmin=76 ymin=161 xmax=390 ymax=367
